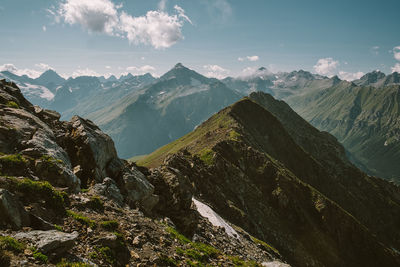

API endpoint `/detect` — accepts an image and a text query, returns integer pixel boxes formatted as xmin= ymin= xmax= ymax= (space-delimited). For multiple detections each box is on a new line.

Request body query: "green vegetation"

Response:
xmin=199 ymin=149 xmax=215 ymax=166
xmin=0 ymin=236 xmax=25 ymax=253
xmin=40 ymin=155 xmax=63 ymax=166
xmin=87 ymin=196 xmax=104 ymax=211
xmin=7 ymin=177 xmax=66 ymax=212
xmin=54 ymin=224 xmax=63 ymax=231
xmin=0 ymin=153 xmax=27 ymax=164
xmin=67 ymin=210 xmax=96 ymax=228
xmin=227 ymin=256 xmax=261 ymax=267
xmin=250 ymin=236 xmax=279 ymax=255
xmin=229 ymin=130 xmax=241 ymax=141
xmin=94 ymin=246 xmax=115 ymax=265
xmin=6 ymin=101 xmax=19 ymax=109
xmin=100 ymin=220 xmax=119 ymax=231
xmin=57 ymin=259 xmax=92 ymax=267
xmin=128 ymin=154 xmax=148 ymax=162
xmin=80 ymin=188 xmax=89 ymax=193
xmin=138 ymin=108 xmax=235 ymax=168
xmin=166 ymin=226 xmax=191 ymax=244
xmin=158 ymin=254 xmax=179 ymax=266
xmin=32 ymin=248 xmax=48 ymax=264
xmin=168 ymin=226 xmax=221 ymax=265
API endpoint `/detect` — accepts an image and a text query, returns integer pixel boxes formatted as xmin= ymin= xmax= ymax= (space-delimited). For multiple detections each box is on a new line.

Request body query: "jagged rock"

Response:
xmin=90 ymin=177 xmax=124 ymax=206
xmin=0 ymin=189 xmax=30 ymax=229
xmin=122 ymin=167 xmax=158 ymax=212
xmin=0 ymin=84 xmax=80 ymax=192
xmin=61 ymin=116 xmax=119 ymax=187
xmin=14 ymin=230 xmax=78 ymax=256
xmin=149 ymin=162 xmax=196 ymax=235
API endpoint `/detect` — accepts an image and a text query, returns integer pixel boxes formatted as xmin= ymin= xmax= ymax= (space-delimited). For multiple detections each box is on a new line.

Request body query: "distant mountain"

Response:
xmin=287 ymin=79 xmax=400 ymax=182
xmin=354 ymin=71 xmax=400 ymax=87
xmin=139 ymin=94 xmax=400 ymax=266
xmin=34 ymin=69 xmax=65 ymax=90
xmin=222 ymin=69 xmax=338 ymax=99
xmin=0 ymin=71 xmax=55 ymax=106
xmin=87 ymin=63 xmax=242 ymax=158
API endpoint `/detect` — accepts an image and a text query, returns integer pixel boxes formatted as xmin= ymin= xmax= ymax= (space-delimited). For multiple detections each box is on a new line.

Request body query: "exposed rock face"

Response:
xmin=0 ymin=80 xmax=156 ymax=210
xmin=14 ymin=230 xmax=78 ymax=256
xmin=0 ymin=189 xmax=30 ymax=229
xmin=141 ymin=96 xmax=400 ymax=267
xmin=60 ymin=116 xmax=119 ymax=187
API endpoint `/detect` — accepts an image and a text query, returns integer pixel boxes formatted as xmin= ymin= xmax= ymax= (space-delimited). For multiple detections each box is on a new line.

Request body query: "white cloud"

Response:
xmin=54 ymin=0 xmax=191 ymax=49
xmin=391 ymin=63 xmax=400 ymax=73
xmin=240 ymin=66 xmax=270 ymax=77
xmin=119 ymin=10 xmax=185 ymax=49
xmin=313 ymin=57 xmax=339 ymax=77
xmin=105 ymin=65 xmax=111 ymax=69
xmin=241 ymin=67 xmax=257 ymax=76
xmin=393 ymin=46 xmax=400 ymax=61
xmin=58 ymin=0 xmax=119 ymax=35
xmin=212 ymin=0 xmax=232 ymax=22
xmin=338 ymin=71 xmax=364 ymax=81
xmin=0 ymin=63 xmax=43 ymax=78
xmin=42 ymin=25 xmax=47 ymax=32
xmin=158 ymin=0 xmax=167 ymax=11
xmin=35 ymin=63 xmax=53 ymax=71
xmin=238 ymin=55 xmax=259 ymax=62
xmin=174 ymin=5 xmax=192 ymax=24
xmin=203 ymin=64 xmax=229 ymax=79
xmin=126 ymin=65 xmax=156 ymax=75
xmin=247 ymin=55 xmax=259 ymax=62
xmin=371 ymin=46 xmax=379 ymax=55
xmin=72 ymin=68 xmax=100 ymax=78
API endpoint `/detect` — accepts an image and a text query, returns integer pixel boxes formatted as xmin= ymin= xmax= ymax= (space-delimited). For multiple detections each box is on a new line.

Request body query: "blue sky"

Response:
xmin=0 ymin=0 xmax=399 ymax=79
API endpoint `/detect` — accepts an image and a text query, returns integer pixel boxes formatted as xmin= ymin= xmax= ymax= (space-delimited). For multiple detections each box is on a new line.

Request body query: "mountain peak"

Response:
xmin=173 ymin=62 xmax=185 ymax=69
xmin=35 ymin=69 xmax=65 ymax=85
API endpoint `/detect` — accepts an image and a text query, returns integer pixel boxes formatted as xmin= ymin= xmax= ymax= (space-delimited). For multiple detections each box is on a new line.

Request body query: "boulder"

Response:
xmin=0 ymin=107 xmax=80 ymax=192
xmin=0 ymin=189 xmax=30 ymax=229
xmin=122 ymin=167 xmax=158 ymax=212
xmin=61 ymin=116 xmax=119 ymax=187
xmin=90 ymin=177 xmax=124 ymax=206
xmin=14 ymin=230 xmax=78 ymax=256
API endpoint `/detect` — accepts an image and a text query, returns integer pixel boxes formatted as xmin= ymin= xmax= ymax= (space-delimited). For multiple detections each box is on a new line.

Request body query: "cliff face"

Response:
xmin=0 ymin=80 xmax=287 ymax=266
xmin=141 ymin=95 xmax=400 ymax=267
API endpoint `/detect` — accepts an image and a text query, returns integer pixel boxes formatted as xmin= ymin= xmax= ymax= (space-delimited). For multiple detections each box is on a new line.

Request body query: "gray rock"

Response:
xmin=65 ymin=116 xmax=119 ymax=184
xmin=123 ymin=167 xmax=158 ymax=212
xmin=91 ymin=177 xmax=124 ymax=205
xmin=14 ymin=230 xmax=78 ymax=255
xmin=0 ymin=107 xmax=80 ymax=192
xmin=0 ymin=189 xmax=30 ymax=229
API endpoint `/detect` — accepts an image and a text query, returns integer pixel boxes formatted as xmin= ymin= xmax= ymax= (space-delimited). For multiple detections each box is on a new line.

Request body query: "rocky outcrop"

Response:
xmin=0 ymin=189 xmax=30 ymax=229
xmin=0 ymin=79 xmax=157 ymax=211
xmin=14 ymin=230 xmax=78 ymax=256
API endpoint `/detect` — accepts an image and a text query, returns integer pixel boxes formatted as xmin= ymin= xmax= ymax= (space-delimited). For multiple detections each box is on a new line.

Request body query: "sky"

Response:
xmin=0 ymin=0 xmax=399 ymax=80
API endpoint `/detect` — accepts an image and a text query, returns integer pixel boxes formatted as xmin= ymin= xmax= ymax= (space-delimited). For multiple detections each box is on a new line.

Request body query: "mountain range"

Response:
xmin=3 ymin=64 xmax=400 ymax=183
xmin=2 ymin=79 xmax=400 ymax=266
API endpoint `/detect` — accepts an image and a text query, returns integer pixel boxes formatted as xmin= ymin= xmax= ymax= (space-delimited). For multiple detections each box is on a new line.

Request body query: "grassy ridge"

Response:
xmin=137 ymin=107 xmax=236 ymax=168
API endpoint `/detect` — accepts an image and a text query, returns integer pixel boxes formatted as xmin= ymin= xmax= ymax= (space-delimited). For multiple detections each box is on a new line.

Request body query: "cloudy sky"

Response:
xmin=0 ymin=0 xmax=399 ymax=80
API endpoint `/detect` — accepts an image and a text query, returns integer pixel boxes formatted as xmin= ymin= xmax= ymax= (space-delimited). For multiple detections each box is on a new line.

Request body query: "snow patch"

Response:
xmin=262 ymin=261 xmax=291 ymax=267
xmin=18 ymin=83 xmax=54 ymax=101
xmin=192 ymin=198 xmax=239 ymax=239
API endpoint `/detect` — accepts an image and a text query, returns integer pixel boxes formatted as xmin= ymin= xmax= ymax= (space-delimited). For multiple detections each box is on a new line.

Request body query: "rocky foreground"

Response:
xmin=0 ymin=79 xmax=288 ymax=266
